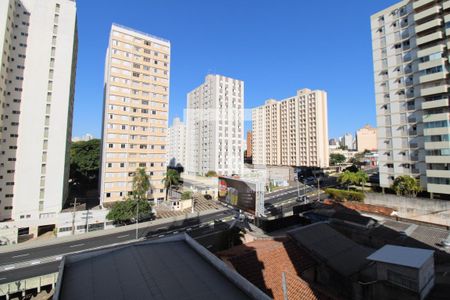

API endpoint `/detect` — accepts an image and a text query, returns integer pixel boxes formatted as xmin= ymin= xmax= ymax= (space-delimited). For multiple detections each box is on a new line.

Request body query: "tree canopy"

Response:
xmin=70 ymin=139 xmax=101 ymax=179
xmin=205 ymin=170 xmax=218 ymax=177
xmin=162 ymin=169 xmax=180 ymax=201
xmin=392 ymin=175 xmax=421 ymax=197
xmin=330 ymin=153 xmax=346 ymax=166
xmin=106 ymin=199 xmax=152 ymax=225
xmin=338 ymin=170 xmax=369 ymax=191
xmin=132 ymin=168 xmax=150 ymax=201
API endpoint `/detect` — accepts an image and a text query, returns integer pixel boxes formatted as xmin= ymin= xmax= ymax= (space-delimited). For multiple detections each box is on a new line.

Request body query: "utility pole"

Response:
xmin=71 ymin=197 xmax=77 ymax=235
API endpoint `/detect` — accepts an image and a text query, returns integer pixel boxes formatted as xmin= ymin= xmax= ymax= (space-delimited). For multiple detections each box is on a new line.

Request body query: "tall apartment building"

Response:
xmin=340 ymin=133 xmax=355 ymax=150
xmin=371 ymin=0 xmax=450 ymax=196
xmin=0 ymin=0 xmax=77 ymax=226
xmin=100 ymin=24 xmax=170 ymax=204
xmin=356 ymin=124 xmax=378 ymax=152
xmin=185 ymin=74 xmax=244 ymax=176
xmin=252 ymin=89 xmax=329 ymax=168
xmin=167 ymin=117 xmax=186 ymax=168
xmin=246 ymin=130 xmax=253 ymax=158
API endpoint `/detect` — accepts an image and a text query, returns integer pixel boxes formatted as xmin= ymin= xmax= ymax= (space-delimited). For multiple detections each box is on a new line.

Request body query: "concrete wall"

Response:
xmin=364 ymin=193 xmax=450 ymax=226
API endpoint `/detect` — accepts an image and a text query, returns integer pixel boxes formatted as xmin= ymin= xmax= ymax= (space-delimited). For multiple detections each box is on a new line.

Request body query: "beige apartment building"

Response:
xmin=371 ymin=0 xmax=450 ymax=196
xmin=356 ymin=124 xmax=378 ymax=152
xmin=252 ymin=89 xmax=329 ymax=168
xmin=100 ymin=24 xmax=170 ymax=204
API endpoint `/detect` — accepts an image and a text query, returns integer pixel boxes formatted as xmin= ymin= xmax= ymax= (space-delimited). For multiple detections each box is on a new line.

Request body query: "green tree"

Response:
xmin=355 ymin=171 xmax=369 ymax=192
xmin=391 ymin=175 xmax=421 ymax=197
xmin=330 ymin=153 xmax=346 ymax=166
xmin=106 ymin=199 xmax=152 ymax=225
xmin=132 ymin=168 xmax=150 ymax=201
xmin=106 ymin=168 xmax=152 ymax=224
xmin=338 ymin=171 xmax=356 ymax=190
xmin=205 ymin=170 xmax=218 ymax=177
xmin=162 ymin=169 xmax=180 ymax=201
xmin=181 ymin=191 xmax=193 ymax=200
xmin=69 ymin=139 xmax=101 ymax=200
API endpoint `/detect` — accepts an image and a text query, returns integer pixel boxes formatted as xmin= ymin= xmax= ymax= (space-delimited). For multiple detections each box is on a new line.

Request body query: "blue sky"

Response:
xmin=73 ymin=0 xmax=398 ymax=140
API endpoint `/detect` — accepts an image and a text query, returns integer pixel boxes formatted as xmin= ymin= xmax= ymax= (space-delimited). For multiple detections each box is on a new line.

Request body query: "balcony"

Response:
xmin=419 ymin=72 xmax=447 ymax=84
xmin=425 ymin=155 xmax=450 ymax=163
xmin=424 ymin=141 xmax=450 ymax=149
xmin=423 ymin=112 xmax=450 ymax=122
xmin=416 ymin=31 xmax=443 ymax=46
xmin=414 ymin=5 xmax=441 ymax=22
xmin=415 ymin=18 xmax=442 ymax=34
xmin=413 ymin=0 xmax=436 ymax=10
xmin=426 ymin=169 xmax=450 ymax=178
xmin=422 ymin=98 xmax=449 ymax=109
xmin=444 ymin=1 xmax=450 ymax=10
xmin=420 ymin=84 xmax=448 ymax=96
xmin=418 ymin=58 xmax=446 ymax=71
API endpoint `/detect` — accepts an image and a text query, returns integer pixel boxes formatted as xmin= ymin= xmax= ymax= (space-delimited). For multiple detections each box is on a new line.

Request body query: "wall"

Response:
xmin=364 ymin=193 xmax=450 ymax=226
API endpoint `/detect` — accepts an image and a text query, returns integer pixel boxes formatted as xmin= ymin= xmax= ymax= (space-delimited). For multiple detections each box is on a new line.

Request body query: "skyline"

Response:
xmin=73 ymin=0 xmax=398 ymax=139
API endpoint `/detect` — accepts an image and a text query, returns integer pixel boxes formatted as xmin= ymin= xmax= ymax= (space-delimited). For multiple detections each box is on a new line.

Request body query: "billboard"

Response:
xmin=218 ymin=176 xmax=264 ymax=216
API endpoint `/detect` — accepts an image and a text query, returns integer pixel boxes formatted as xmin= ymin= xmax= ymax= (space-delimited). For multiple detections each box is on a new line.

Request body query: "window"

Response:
xmin=106 ymin=193 xmax=111 ymax=198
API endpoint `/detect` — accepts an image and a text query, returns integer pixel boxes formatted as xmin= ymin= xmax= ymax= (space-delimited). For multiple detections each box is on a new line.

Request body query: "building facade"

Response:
xmin=246 ymin=130 xmax=253 ymax=158
xmin=185 ymin=74 xmax=244 ymax=176
xmin=100 ymin=24 xmax=170 ymax=204
xmin=167 ymin=117 xmax=186 ymax=168
xmin=356 ymin=124 xmax=378 ymax=152
xmin=371 ymin=0 xmax=450 ymax=196
xmin=341 ymin=133 xmax=355 ymax=150
xmin=0 ymin=0 xmax=77 ymax=224
xmin=252 ymin=89 xmax=329 ymax=168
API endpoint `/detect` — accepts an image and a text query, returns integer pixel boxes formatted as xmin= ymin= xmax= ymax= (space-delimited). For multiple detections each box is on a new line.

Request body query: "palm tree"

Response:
xmin=392 ymin=175 xmax=421 ymax=197
xmin=162 ymin=169 xmax=180 ymax=201
xmin=355 ymin=171 xmax=369 ymax=192
xmin=338 ymin=171 xmax=355 ymax=190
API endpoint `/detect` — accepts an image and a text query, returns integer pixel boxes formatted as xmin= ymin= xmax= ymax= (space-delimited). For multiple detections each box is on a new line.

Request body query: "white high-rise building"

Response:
xmin=341 ymin=133 xmax=355 ymax=150
xmin=167 ymin=117 xmax=186 ymax=168
xmin=252 ymin=89 xmax=329 ymax=168
xmin=0 ymin=0 xmax=77 ymax=228
xmin=185 ymin=74 xmax=244 ymax=176
xmin=371 ymin=0 xmax=450 ymax=196
xmin=100 ymin=24 xmax=170 ymax=204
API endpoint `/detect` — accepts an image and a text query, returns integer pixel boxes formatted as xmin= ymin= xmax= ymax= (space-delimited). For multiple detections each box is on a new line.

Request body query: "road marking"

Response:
xmin=117 ymin=234 xmax=129 ymax=239
xmin=186 ymin=228 xmax=192 ymax=231
xmin=172 ymin=231 xmax=178 ymax=234
xmin=55 ymin=256 xmax=63 ymax=261
xmin=0 ymin=278 xmax=6 ymax=281
xmin=69 ymin=243 xmax=85 ymax=248
xmin=30 ymin=261 xmax=41 ymax=265
xmin=12 ymin=253 xmax=29 ymax=258
xmin=158 ymin=235 xmax=165 ymax=238
xmin=4 ymin=266 xmax=15 ymax=271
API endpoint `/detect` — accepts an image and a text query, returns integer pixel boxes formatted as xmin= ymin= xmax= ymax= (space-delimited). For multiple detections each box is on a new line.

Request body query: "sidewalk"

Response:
xmin=0 ymin=207 xmax=227 ymax=253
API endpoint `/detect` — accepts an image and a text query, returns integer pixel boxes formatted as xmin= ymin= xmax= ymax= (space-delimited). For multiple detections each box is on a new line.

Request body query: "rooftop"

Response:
xmin=367 ymin=245 xmax=434 ymax=269
xmin=54 ymin=234 xmax=269 ymax=300
xmin=111 ymin=23 xmax=170 ymax=44
xmin=288 ymin=223 xmax=374 ymax=276
xmin=218 ymin=238 xmax=336 ymax=300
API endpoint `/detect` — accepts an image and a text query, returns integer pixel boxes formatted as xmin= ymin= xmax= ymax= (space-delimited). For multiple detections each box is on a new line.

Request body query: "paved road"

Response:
xmin=0 ymin=220 xmax=235 ymax=284
xmin=0 ymin=210 xmax=234 ymax=277
xmin=265 ymin=185 xmax=314 ymax=205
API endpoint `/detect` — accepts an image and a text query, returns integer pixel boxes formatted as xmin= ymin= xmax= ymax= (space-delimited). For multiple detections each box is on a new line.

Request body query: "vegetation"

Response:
xmin=132 ymin=168 xmax=150 ymax=201
xmin=106 ymin=168 xmax=152 ymax=225
xmin=325 ymin=188 xmax=365 ymax=202
xmin=181 ymin=191 xmax=193 ymax=200
xmin=338 ymin=170 xmax=369 ymax=191
xmin=391 ymin=175 xmax=421 ymax=197
xmin=330 ymin=153 xmax=346 ymax=166
xmin=106 ymin=199 xmax=152 ymax=225
xmin=205 ymin=170 xmax=218 ymax=177
xmin=162 ymin=169 xmax=180 ymax=201
xmin=69 ymin=139 xmax=101 ymax=198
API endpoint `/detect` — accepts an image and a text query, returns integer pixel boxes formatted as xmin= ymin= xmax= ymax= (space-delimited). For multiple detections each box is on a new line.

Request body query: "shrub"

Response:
xmin=325 ymin=188 xmax=365 ymax=202
xmin=181 ymin=191 xmax=193 ymax=200
xmin=205 ymin=170 xmax=218 ymax=177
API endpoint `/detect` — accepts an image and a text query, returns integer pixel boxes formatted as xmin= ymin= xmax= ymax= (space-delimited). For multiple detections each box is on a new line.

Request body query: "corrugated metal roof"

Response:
xmin=367 ymin=245 xmax=434 ymax=269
